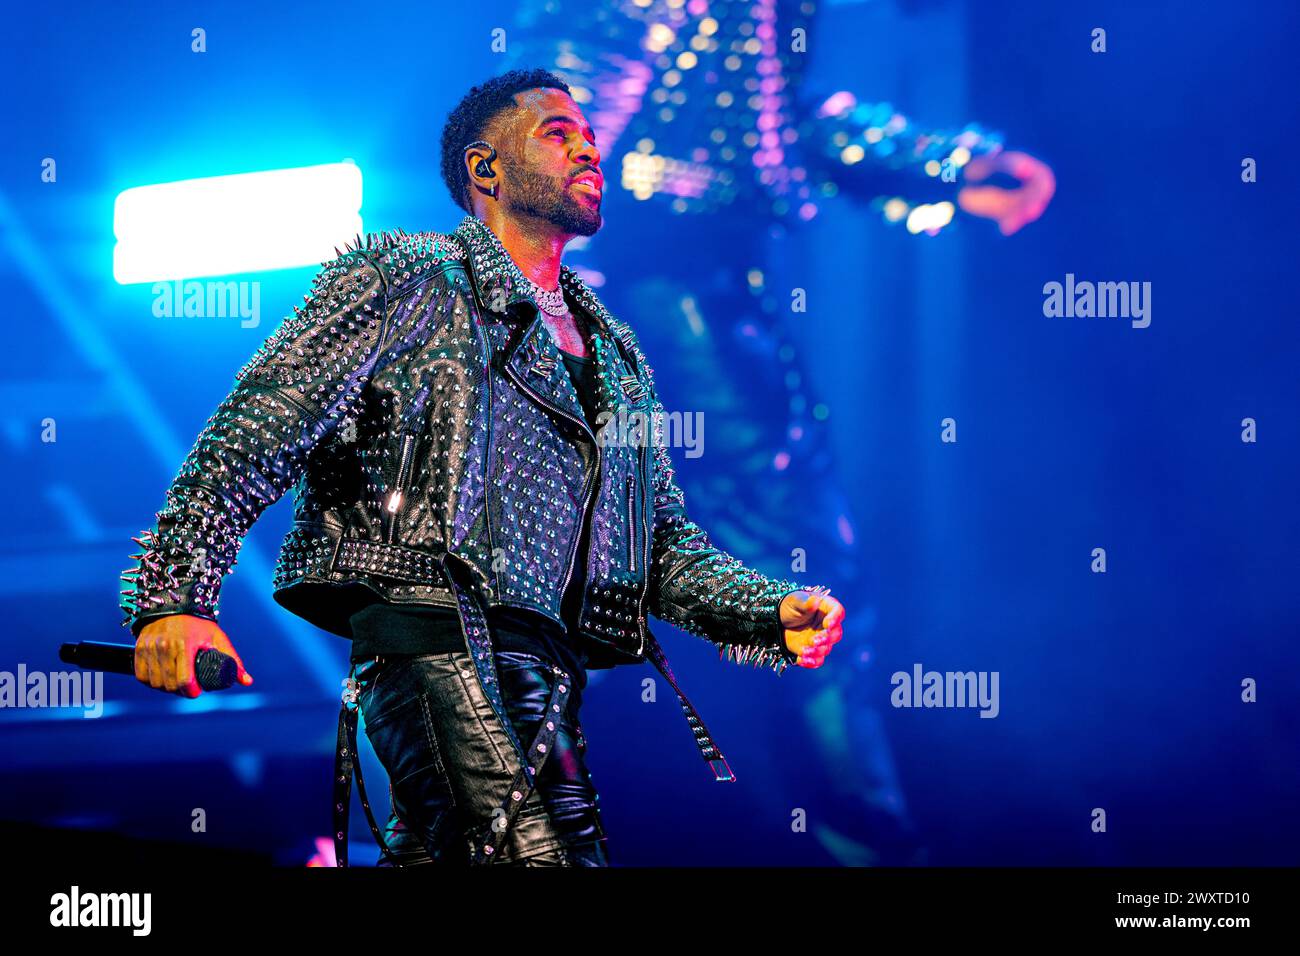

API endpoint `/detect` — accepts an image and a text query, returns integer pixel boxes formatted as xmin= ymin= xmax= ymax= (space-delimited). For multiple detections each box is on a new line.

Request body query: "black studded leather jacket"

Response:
xmin=120 ymin=214 xmax=822 ymax=775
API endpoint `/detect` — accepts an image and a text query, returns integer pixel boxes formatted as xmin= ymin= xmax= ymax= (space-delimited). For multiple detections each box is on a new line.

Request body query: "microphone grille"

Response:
xmin=195 ymin=649 xmax=238 ymax=691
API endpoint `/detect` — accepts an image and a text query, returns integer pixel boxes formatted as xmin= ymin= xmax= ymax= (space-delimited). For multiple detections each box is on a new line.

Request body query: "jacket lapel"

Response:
xmin=505 ymin=307 xmax=591 ymax=430
xmin=453 ymin=214 xmax=640 ymax=435
xmin=560 ymin=264 xmax=651 ymax=410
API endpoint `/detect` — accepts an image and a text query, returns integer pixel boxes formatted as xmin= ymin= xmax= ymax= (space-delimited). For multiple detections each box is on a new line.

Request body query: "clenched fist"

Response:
xmin=134 ymin=614 xmax=253 ymax=698
xmin=780 ymin=590 xmax=845 ymax=669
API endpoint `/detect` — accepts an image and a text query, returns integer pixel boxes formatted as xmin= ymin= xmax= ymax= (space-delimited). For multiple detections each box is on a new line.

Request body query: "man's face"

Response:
xmin=496 ymin=87 xmax=603 ymax=237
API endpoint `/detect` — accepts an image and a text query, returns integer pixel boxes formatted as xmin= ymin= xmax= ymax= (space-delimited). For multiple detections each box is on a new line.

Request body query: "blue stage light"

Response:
xmin=113 ymin=162 xmax=363 ymax=283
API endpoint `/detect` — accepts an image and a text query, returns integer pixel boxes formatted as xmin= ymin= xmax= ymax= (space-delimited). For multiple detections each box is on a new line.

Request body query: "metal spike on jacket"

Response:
xmin=119 ymin=213 xmax=823 ymax=676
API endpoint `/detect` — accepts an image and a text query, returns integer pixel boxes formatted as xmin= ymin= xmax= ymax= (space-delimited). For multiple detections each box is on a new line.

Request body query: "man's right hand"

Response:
xmin=134 ymin=615 xmax=254 ymax=698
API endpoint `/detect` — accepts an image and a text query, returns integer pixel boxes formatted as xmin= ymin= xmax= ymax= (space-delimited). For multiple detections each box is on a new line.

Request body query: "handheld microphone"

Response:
xmin=58 ymin=641 xmax=238 ymax=691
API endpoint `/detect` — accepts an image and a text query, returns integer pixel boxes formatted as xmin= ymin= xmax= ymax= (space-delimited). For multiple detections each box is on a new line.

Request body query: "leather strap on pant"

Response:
xmin=333 ymin=562 xmax=576 ymax=867
xmin=467 ymin=667 xmax=571 ymax=864
xmin=333 ymin=561 xmax=734 ymax=865
xmin=334 ymin=661 xmax=573 ymax=867
xmin=334 ymin=686 xmax=405 ymax=867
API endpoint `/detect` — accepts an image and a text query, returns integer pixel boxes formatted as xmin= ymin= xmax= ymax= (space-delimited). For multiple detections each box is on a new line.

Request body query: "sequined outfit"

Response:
xmin=120 ymin=213 xmax=825 ymax=816
xmin=500 ymin=0 xmax=1002 ymax=231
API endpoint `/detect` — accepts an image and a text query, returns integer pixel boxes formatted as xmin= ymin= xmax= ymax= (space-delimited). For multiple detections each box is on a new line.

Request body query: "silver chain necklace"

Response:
xmin=524 ymin=276 xmax=569 ymax=316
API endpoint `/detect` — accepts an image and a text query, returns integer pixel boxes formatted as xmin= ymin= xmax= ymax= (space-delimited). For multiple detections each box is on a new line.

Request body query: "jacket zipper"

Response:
xmin=501 ymin=360 xmax=598 ymax=616
xmin=632 ymin=442 xmax=649 ymax=655
xmin=382 ymin=383 xmax=431 ymax=545
xmin=383 ymin=432 xmax=416 ymax=544
xmin=625 ymin=475 xmax=636 ymax=572
xmin=606 ymin=330 xmax=651 ymax=655
xmin=482 ymin=325 xmax=497 ymax=591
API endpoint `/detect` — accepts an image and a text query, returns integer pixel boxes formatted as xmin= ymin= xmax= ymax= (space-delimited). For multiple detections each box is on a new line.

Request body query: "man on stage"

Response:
xmin=121 ymin=68 xmax=845 ymax=866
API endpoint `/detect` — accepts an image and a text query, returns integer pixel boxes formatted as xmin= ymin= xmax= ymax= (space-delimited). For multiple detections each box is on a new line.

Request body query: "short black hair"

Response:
xmin=440 ymin=67 xmax=573 ymax=213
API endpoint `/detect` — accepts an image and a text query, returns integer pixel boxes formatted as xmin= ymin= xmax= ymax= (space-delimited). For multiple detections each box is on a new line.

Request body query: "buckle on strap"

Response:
xmin=341 ymin=676 xmax=359 ymax=711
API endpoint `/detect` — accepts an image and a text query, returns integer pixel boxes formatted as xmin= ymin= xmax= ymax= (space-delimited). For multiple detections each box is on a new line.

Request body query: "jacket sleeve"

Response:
xmin=634 ymin=336 xmax=825 ymax=675
xmin=119 ymin=248 xmax=391 ymax=637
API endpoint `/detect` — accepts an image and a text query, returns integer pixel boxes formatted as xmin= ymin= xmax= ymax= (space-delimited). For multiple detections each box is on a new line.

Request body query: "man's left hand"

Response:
xmin=780 ymin=590 xmax=845 ymax=668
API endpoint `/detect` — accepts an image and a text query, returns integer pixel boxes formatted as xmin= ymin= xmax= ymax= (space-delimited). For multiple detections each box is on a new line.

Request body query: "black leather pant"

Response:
xmin=355 ymin=650 xmax=609 ymax=866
